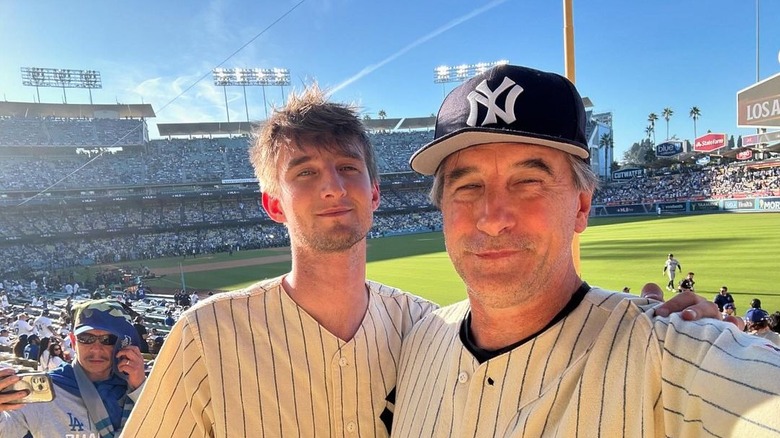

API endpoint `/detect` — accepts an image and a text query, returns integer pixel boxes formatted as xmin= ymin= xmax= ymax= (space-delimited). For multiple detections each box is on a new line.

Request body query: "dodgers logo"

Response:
xmin=466 ymin=76 xmax=523 ymax=127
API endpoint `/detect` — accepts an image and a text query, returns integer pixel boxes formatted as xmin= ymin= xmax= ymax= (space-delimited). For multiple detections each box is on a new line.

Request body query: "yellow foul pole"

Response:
xmin=563 ymin=0 xmax=581 ymax=273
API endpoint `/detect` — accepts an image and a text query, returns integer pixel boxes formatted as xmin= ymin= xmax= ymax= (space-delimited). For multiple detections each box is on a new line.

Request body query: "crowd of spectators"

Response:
xmin=0 ymin=116 xmax=144 ymax=147
xmin=0 ymin=206 xmax=442 ymax=276
xmin=2 ymin=122 xmax=779 ymax=283
xmin=0 ymin=276 xmax=202 ymax=375
xmin=0 ymin=199 xmax=260 ymax=237
xmin=0 ymin=129 xmax=433 ymax=191
xmin=594 ymin=164 xmax=780 ymax=205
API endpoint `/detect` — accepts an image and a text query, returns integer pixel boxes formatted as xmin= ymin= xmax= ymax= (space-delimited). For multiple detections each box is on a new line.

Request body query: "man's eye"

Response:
xmin=515 ymin=179 xmax=542 ymax=185
xmin=455 ymin=183 xmax=481 ymax=191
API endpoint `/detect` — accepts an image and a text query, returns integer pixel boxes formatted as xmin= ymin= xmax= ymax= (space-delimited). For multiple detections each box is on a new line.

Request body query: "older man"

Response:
xmin=392 ymin=64 xmax=780 ymax=437
xmin=0 ymin=299 xmax=146 ymax=437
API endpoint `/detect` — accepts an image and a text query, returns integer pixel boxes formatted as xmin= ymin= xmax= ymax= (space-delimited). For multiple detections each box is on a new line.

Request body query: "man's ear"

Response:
xmin=371 ymin=182 xmax=380 ymax=212
xmin=574 ymin=190 xmax=592 ymax=234
xmin=262 ymin=192 xmax=286 ymax=223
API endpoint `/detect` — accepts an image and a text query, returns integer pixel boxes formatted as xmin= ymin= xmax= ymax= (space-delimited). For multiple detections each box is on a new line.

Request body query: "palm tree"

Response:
xmin=662 ymin=107 xmax=674 ymax=140
xmin=689 ymin=106 xmax=701 ymax=141
xmin=645 ymin=125 xmax=653 ymax=140
xmin=378 ymin=110 xmax=387 ymax=119
xmin=599 ymin=133 xmax=613 ymax=178
xmin=647 ymin=113 xmax=658 ymax=144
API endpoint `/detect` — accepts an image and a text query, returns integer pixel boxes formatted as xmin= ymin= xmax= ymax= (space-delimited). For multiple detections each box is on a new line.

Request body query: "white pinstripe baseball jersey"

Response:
xmin=392 ymin=287 xmax=780 ymax=437
xmin=122 ymin=276 xmax=436 ymax=438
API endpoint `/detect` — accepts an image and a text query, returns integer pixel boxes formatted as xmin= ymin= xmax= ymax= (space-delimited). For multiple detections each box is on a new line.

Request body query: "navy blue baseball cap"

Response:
xmin=410 ymin=64 xmax=589 ymax=175
xmin=748 ymin=309 xmax=770 ymax=324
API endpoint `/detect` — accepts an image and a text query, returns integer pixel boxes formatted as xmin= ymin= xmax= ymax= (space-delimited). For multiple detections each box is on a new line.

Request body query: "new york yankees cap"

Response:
xmin=410 ymin=64 xmax=590 ymax=175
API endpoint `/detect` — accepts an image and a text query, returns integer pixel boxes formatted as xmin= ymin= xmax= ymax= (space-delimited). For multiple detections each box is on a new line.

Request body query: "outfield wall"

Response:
xmin=591 ymin=195 xmax=780 ymax=216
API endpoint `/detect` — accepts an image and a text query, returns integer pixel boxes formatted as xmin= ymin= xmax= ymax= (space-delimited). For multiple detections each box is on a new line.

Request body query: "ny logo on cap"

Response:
xmin=466 ymin=77 xmax=524 ymax=127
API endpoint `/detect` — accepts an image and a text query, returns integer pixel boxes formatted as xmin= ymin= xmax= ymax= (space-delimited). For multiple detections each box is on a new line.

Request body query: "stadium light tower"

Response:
xmin=433 ymin=60 xmax=509 ymax=98
xmin=21 ymin=67 xmax=102 ymax=104
xmin=212 ymin=67 xmax=291 ymax=122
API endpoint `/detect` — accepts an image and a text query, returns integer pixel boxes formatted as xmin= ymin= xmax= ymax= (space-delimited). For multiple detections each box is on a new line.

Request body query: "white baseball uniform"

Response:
xmin=664 ymin=257 xmax=681 ymax=285
xmin=123 ymin=275 xmax=436 ymax=437
xmin=392 ymin=286 xmax=780 ymax=437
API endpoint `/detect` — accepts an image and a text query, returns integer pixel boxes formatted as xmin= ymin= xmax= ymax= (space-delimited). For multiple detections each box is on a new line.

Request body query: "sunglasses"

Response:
xmin=76 ymin=333 xmax=118 ymax=345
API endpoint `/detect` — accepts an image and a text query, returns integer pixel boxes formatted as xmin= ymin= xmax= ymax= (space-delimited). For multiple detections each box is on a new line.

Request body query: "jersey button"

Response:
xmin=458 ymin=372 xmax=469 ymax=383
xmin=339 ymin=357 xmax=349 ymax=367
xmin=346 ymin=421 xmax=356 ymax=432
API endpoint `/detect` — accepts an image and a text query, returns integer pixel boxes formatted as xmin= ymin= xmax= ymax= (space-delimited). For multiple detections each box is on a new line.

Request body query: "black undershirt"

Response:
xmin=460 ymin=282 xmax=591 ymax=363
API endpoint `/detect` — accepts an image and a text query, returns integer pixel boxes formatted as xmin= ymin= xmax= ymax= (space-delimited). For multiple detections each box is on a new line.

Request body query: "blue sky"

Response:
xmin=1 ymin=0 xmax=778 ymax=161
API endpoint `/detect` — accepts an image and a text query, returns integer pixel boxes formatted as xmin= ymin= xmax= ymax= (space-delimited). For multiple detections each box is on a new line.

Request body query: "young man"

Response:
xmin=0 ymin=299 xmax=146 ymax=436
xmin=123 ymin=85 xmax=437 ymax=437
xmin=392 ymin=64 xmax=780 ymax=437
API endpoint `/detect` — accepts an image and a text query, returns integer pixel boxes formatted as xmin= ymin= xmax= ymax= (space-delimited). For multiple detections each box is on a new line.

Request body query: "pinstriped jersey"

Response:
xmin=122 ymin=276 xmax=436 ymax=438
xmin=392 ymin=287 xmax=780 ymax=437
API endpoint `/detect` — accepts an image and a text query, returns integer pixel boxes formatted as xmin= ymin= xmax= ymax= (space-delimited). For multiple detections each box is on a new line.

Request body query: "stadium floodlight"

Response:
xmin=432 ymin=60 xmax=509 ymax=98
xmin=433 ymin=60 xmax=509 ymax=84
xmin=21 ymin=67 xmax=102 ymax=104
xmin=212 ymin=67 xmax=291 ymax=121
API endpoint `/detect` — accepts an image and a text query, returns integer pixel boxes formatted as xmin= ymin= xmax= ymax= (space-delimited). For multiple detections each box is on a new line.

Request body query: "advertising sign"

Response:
xmin=655 ymin=141 xmax=684 ymax=157
xmin=758 ymin=197 xmax=780 ymax=211
xmin=742 ymin=130 xmax=780 ymax=146
xmin=659 ymin=202 xmax=686 ymax=212
xmin=723 ymin=199 xmax=755 ymax=210
xmin=605 ymin=204 xmax=644 ymax=215
xmin=737 ymin=71 xmax=780 ymax=128
xmin=736 ymin=149 xmax=753 ymax=161
xmin=693 ymin=133 xmax=727 ymax=153
xmin=612 ymin=168 xmax=644 ymax=181
xmin=690 ymin=201 xmax=719 ymax=212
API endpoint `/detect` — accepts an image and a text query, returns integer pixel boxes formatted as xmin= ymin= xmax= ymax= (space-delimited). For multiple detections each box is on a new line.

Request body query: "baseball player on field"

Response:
xmin=391 ymin=64 xmax=780 ymax=437
xmin=122 ymin=85 xmax=437 ymax=437
xmin=663 ymin=253 xmax=682 ymax=290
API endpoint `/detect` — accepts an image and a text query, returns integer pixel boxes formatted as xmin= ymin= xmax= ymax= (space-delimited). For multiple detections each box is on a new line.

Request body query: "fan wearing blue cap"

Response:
xmin=0 ymin=299 xmax=146 ymax=437
xmin=747 ymin=308 xmax=780 ymax=346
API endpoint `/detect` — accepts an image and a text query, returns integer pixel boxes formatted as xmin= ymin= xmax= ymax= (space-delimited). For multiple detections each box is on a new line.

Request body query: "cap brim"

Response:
xmin=74 ymin=324 xmax=117 ymax=336
xmin=410 ymin=128 xmax=589 ymax=175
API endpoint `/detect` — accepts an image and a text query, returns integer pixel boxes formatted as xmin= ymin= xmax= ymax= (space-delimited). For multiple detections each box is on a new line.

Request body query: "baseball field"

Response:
xmin=109 ymin=212 xmax=780 ymax=312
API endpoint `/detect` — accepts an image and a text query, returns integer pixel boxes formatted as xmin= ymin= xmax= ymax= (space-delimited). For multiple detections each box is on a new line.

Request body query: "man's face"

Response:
xmin=439 ymin=143 xmax=590 ymax=308
xmin=262 ymin=142 xmax=380 ymax=254
xmin=720 ymin=288 xmax=727 ymax=295
xmin=75 ymin=329 xmax=116 ymax=381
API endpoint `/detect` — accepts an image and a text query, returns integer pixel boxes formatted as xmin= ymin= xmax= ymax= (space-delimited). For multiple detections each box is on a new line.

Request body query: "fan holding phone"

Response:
xmin=0 ymin=299 xmax=145 ymax=437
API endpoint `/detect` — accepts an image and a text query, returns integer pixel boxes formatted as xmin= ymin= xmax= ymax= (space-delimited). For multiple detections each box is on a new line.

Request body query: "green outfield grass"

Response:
xmin=131 ymin=212 xmax=780 ymax=312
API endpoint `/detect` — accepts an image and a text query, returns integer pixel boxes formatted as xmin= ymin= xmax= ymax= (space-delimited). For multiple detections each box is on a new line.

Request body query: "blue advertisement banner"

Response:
xmin=605 ymin=204 xmax=645 ymax=215
xmin=656 ymin=141 xmax=684 ymax=157
xmin=723 ymin=199 xmax=756 ymax=210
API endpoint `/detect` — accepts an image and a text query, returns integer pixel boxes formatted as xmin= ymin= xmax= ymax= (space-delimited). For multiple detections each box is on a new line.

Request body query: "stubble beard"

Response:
xmin=448 ymin=236 xmax=542 ymax=309
xmin=299 ymin=218 xmax=370 ymax=253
